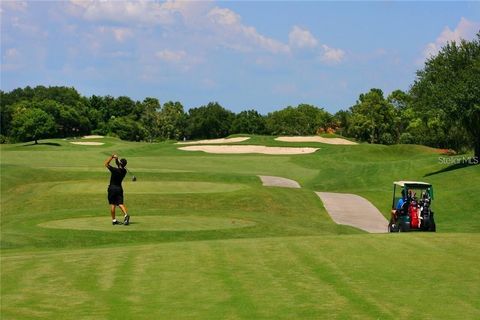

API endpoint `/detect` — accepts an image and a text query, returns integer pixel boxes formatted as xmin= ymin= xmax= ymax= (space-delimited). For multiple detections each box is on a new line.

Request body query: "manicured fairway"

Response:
xmin=2 ymin=235 xmax=479 ymax=319
xmin=1 ymin=136 xmax=479 ymax=319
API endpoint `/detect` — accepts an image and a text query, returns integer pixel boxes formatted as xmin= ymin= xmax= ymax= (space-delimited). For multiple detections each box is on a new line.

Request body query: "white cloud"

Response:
xmin=93 ymin=26 xmax=133 ymax=43
xmin=111 ymin=27 xmax=134 ymax=42
xmin=67 ymin=1 xmax=289 ymax=54
xmin=289 ymin=26 xmax=318 ymax=49
xmin=0 ymin=1 xmax=28 ymax=12
xmin=423 ymin=17 xmax=480 ymax=59
xmin=10 ymin=16 xmax=48 ymax=37
xmin=5 ymin=48 xmax=19 ymax=58
xmin=288 ymin=25 xmax=345 ymax=64
xmin=208 ymin=6 xmax=240 ymax=26
xmin=154 ymin=48 xmax=202 ymax=72
xmin=321 ymin=45 xmax=345 ymax=64
xmin=105 ymin=51 xmax=132 ymax=59
xmin=66 ymin=1 xmax=346 ymax=65
xmin=67 ymin=0 xmax=213 ymax=26
xmin=207 ymin=7 xmax=290 ymax=54
xmin=68 ymin=0 xmax=178 ymax=25
xmin=155 ymin=49 xmax=187 ymax=63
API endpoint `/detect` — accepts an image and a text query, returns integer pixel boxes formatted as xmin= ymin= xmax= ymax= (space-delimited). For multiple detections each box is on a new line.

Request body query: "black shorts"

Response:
xmin=107 ymin=185 xmax=124 ymax=205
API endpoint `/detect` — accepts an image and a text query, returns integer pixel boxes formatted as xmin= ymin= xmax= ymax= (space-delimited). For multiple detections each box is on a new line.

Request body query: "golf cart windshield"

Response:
xmin=392 ymin=181 xmax=433 ymax=209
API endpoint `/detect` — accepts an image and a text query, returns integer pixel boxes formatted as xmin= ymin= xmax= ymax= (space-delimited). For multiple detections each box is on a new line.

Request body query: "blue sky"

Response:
xmin=1 ymin=1 xmax=479 ymax=114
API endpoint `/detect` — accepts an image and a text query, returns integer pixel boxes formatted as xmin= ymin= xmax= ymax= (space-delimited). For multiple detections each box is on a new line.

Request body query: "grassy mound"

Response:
xmin=39 ymin=216 xmax=257 ymax=231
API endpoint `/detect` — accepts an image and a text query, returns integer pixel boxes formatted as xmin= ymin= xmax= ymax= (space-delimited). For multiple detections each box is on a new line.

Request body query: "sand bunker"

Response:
xmin=258 ymin=175 xmax=301 ymax=188
xmin=179 ymin=145 xmax=318 ymax=155
xmin=316 ymin=192 xmax=387 ymax=233
xmin=177 ymin=137 xmax=250 ymax=145
xmin=276 ymin=136 xmax=357 ymax=145
xmin=39 ymin=215 xmax=256 ymax=232
xmin=82 ymin=135 xmax=104 ymax=139
xmin=70 ymin=142 xmax=105 ymax=146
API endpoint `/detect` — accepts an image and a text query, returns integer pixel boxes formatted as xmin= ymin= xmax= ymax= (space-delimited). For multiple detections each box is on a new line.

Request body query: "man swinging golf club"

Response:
xmin=104 ymin=154 xmax=130 ymax=225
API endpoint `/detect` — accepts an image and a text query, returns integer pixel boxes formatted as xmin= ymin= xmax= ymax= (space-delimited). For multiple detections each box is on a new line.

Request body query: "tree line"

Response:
xmin=0 ymin=88 xmax=334 ymax=143
xmin=1 ymin=34 xmax=478 ymax=158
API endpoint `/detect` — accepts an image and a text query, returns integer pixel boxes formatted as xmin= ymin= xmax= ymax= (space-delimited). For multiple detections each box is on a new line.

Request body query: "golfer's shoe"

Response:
xmin=112 ymin=220 xmax=123 ymax=225
xmin=123 ymin=215 xmax=130 ymax=226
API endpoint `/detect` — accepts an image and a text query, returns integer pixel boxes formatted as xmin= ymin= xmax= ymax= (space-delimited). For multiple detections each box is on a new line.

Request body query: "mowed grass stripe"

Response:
xmin=2 ymin=234 xmax=479 ymax=319
xmin=236 ymin=239 xmax=349 ymax=319
xmin=48 ymin=181 xmax=249 ymax=194
xmin=288 ymin=241 xmax=394 ymax=319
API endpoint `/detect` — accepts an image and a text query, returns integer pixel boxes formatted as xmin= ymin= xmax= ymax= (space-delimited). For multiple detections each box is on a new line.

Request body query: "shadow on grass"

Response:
xmin=22 ymin=142 xmax=61 ymax=147
xmin=424 ymin=160 xmax=478 ymax=177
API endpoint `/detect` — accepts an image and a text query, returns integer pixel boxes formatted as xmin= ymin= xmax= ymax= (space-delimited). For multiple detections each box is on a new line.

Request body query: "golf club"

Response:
xmin=126 ymin=168 xmax=137 ymax=182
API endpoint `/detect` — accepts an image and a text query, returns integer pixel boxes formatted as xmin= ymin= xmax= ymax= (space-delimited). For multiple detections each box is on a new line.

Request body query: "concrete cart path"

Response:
xmin=316 ymin=192 xmax=388 ymax=233
xmin=258 ymin=176 xmax=301 ymax=188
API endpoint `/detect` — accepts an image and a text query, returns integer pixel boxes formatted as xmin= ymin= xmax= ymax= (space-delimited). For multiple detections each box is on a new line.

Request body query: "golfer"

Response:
xmin=104 ymin=154 xmax=130 ymax=225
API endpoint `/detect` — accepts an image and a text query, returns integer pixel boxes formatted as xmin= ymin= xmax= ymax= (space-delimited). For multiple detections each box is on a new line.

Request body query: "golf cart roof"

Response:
xmin=394 ymin=181 xmax=432 ymax=188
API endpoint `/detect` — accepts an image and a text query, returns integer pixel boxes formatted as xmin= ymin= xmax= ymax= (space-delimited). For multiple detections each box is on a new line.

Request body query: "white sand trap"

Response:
xmin=70 ymin=142 xmax=105 ymax=146
xmin=258 ymin=175 xmax=301 ymax=188
xmin=316 ymin=192 xmax=388 ymax=233
xmin=179 ymin=145 xmax=319 ymax=155
xmin=276 ymin=136 xmax=357 ymax=145
xmin=177 ymin=137 xmax=250 ymax=145
xmin=82 ymin=135 xmax=104 ymax=139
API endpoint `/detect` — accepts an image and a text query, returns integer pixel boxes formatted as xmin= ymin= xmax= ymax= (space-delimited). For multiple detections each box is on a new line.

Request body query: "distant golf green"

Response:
xmin=1 ymin=136 xmax=479 ymax=319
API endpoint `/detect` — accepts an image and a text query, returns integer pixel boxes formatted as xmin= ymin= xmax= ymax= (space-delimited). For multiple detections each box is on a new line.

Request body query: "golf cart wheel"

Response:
xmin=399 ymin=221 xmax=410 ymax=232
xmin=388 ymin=221 xmax=399 ymax=232
xmin=429 ymin=221 xmax=436 ymax=232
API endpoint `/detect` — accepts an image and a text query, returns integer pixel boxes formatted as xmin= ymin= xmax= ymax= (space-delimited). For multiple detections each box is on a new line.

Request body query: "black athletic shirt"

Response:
xmin=107 ymin=165 xmax=127 ymax=187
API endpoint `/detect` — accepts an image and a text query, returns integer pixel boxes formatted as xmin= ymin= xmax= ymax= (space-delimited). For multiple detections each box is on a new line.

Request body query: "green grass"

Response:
xmin=1 ymin=136 xmax=479 ymax=319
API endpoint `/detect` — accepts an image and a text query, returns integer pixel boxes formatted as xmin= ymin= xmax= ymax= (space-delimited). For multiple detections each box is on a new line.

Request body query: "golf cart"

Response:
xmin=388 ymin=181 xmax=436 ymax=232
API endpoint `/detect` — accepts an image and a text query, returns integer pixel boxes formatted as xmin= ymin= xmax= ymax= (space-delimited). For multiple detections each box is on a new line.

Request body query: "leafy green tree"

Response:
xmin=348 ymin=89 xmax=396 ymax=144
xmin=265 ymin=104 xmax=330 ymax=135
xmin=36 ymin=100 xmax=90 ymax=137
xmin=186 ymin=102 xmax=234 ymax=139
xmin=29 ymin=86 xmax=82 ymax=106
xmin=140 ymin=98 xmax=161 ymax=141
xmin=1 ymin=86 xmax=88 ymax=138
xmin=387 ymin=90 xmax=413 ymax=144
xmin=297 ymin=104 xmax=332 ymax=133
xmin=159 ymin=101 xmax=186 ymax=140
xmin=0 ymin=91 xmax=15 ymax=137
xmin=113 ymin=96 xmax=136 ymax=118
xmin=410 ymin=34 xmax=480 ymax=158
xmin=108 ymin=116 xmax=147 ymax=141
xmin=89 ymin=95 xmax=112 ymax=123
xmin=231 ymin=110 xmax=266 ymax=134
xmin=10 ymin=108 xmax=56 ymax=144
xmin=333 ymin=110 xmax=351 ymax=137
xmin=265 ymin=106 xmax=302 ymax=135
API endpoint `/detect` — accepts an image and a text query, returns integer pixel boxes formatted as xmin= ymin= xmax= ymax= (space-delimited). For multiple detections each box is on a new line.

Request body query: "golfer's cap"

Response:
xmin=120 ymin=158 xmax=127 ymax=167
